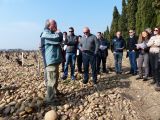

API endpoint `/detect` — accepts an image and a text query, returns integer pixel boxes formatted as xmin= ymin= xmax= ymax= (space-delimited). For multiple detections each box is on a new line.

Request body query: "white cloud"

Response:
xmin=0 ymin=21 xmax=42 ymax=50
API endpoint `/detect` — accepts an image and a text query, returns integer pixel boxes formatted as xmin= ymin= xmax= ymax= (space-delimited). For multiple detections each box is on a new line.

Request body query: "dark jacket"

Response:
xmin=111 ymin=37 xmax=125 ymax=52
xmin=98 ymin=38 xmax=110 ymax=56
xmin=65 ymin=35 xmax=78 ymax=53
xmin=126 ymin=36 xmax=138 ymax=51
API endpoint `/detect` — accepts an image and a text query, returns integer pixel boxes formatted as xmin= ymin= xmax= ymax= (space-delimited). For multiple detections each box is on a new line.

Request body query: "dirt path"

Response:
xmin=106 ymin=51 xmax=160 ymax=120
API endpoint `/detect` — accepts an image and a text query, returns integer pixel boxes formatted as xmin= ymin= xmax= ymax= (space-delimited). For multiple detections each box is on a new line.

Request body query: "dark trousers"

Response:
xmin=97 ymin=51 xmax=107 ymax=73
xmin=128 ymin=51 xmax=137 ymax=74
xmin=77 ymin=53 xmax=83 ymax=72
xmin=61 ymin=50 xmax=66 ymax=72
xmin=82 ymin=52 xmax=97 ymax=84
xmin=149 ymin=53 xmax=160 ymax=86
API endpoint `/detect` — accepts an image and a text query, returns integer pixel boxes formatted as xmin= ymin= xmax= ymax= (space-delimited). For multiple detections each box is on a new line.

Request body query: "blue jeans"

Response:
xmin=128 ymin=51 xmax=137 ymax=73
xmin=114 ymin=52 xmax=123 ymax=73
xmin=64 ymin=53 xmax=76 ymax=77
xmin=82 ymin=52 xmax=97 ymax=84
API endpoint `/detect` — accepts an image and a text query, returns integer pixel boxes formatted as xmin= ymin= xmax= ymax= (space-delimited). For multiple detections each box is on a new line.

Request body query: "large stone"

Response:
xmin=3 ymin=106 xmax=11 ymax=115
xmin=0 ymin=103 xmax=6 ymax=111
xmin=44 ymin=110 xmax=58 ymax=120
xmin=25 ymin=107 xmax=33 ymax=113
xmin=63 ymin=104 xmax=70 ymax=111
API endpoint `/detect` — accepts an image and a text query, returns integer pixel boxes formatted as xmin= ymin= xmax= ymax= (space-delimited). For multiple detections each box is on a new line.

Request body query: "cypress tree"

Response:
xmin=104 ymin=26 xmax=110 ymax=40
xmin=136 ymin=0 xmax=156 ymax=34
xmin=110 ymin=6 xmax=120 ymax=39
xmin=118 ymin=0 xmax=128 ymax=40
xmin=127 ymin=0 xmax=138 ymax=30
xmin=153 ymin=0 xmax=160 ymax=26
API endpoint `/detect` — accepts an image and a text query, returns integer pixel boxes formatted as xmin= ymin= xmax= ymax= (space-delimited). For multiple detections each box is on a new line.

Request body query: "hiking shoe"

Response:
xmin=62 ymin=75 xmax=67 ymax=80
xmin=143 ymin=77 xmax=148 ymax=81
xmin=71 ymin=76 xmax=76 ymax=81
xmin=155 ymin=86 xmax=160 ymax=91
xmin=150 ymin=81 xmax=156 ymax=85
xmin=136 ymin=76 xmax=143 ymax=80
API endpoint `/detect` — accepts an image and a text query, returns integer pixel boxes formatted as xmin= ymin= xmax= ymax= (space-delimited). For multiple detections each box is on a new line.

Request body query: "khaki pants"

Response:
xmin=45 ymin=64 xmax=59 ymax=102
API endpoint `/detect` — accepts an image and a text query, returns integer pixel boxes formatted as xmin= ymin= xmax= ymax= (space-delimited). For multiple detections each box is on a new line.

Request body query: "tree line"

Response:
xmin=104 ymin=0 xmax=160 ymax=40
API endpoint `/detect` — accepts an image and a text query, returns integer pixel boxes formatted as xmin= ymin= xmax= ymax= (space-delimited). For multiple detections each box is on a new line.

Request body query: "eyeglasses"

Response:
xmin=154 ymin=29 xmax=158 ymax=31
xmin=129 ymin=32 xmax=133 ymax=33
xmin=83 ymin=32 xmax=88 ymax=34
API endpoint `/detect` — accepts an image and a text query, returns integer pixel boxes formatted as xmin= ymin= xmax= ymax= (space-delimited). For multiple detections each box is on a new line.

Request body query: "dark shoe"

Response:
xmin=83 ymin=80 xmax=88 ymax=84
xmin=56 ymin=91 xmax=65 ymax=96
xmin=143 ymin=77 xmax=148 ymax=81
xmin=136 ymin=76 xmax=143 ymax=80
xmin=62 ymin=75 xmax=67 ymax=80
xmin=132 ymin=72 xmax=137 ymax=76
xmin=71 ymin=76 xmax=76 ymax=81
xmin=78 ymin=71 xmax=83 ymax=74
xmin=97 ymin=71 xmax=100 ymax=74
xmin=150 ymin=81 xmax=156 ymax=85
xmin=155 ymin=85 xmax=160 ymax=91
xmin=44 ymin=98 xmax=60 ymax=106
xmin=119 ymin=72 xmax=122 ymax=74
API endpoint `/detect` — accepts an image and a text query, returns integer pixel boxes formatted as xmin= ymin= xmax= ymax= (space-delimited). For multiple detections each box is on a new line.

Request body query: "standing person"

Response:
xmin=79 ymin=27 xmax=99 ymax=86
xmin=40 ymin=19 xmax=63 ymax=105
xmin=147 ymin=27 xmax=160 ymax=91
xmin=96 ymin=32 xmax=110 ymax=74
xmin=61 ymin=32 xmax=67 ymax=72
xmin=62 ymin=27 xmax=78 ymax=80
xmin=126 ymin=29 xmax=138 ymax=75
xmin=136 ymin=31 xmax=150 ymax=81
xmin=145 ymin=28 xmax=154 ymax=77
xmin=77 ymin=35 xmax=83 ymax=73
xmin=111 ymin=31 xmax=125 ymax=74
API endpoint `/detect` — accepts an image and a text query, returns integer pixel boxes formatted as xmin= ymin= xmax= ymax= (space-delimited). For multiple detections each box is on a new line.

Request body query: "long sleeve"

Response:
xmin=111 ymin=39 xmax=114 ymax=52
xmin=94 ymin=36 xmax=99 ymax=54
xmin=41 ymin=30 xmax=63 ymax=45
xmin=147 ymin=37 xmax=154 ymax=47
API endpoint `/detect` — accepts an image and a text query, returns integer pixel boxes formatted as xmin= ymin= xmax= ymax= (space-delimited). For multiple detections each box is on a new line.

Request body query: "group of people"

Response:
xmin=40 ymin=19 xmax=160 ymax=106
xmin=110 ymin=28 xmax=160 ymax=91
xmin=61 ymin=27 xmax=110 ymax=84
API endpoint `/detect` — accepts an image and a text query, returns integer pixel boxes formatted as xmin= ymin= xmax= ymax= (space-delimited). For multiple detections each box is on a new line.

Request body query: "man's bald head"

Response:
xmin=83 ymin=27 xmax=90 ymax=33
xmin=83 ymin=27 xmax=90 ymax=37
xmin=45 ymin=19 xmax=57 ymax=32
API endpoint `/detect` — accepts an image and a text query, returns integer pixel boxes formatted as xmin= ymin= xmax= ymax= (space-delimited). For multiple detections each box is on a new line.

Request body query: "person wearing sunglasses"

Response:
xmin=147 ymin=27 xmax=160 ymax=91
xmin=126 ymin=29 xmax=138 ymax=75
xmin=62 ymin=27 xmax=78 ymax=81
xmin=79 ymin=27 xmax=99 ymax=86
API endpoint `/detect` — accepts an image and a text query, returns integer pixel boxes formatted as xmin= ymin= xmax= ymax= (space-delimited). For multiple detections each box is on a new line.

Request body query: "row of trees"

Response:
xmin=104 ymin=0 xmax=160 ymax=40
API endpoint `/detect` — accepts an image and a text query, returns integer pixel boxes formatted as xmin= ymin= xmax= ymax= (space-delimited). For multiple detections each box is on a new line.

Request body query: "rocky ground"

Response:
xmin=0 ymin=51 xmax=160 ymax=120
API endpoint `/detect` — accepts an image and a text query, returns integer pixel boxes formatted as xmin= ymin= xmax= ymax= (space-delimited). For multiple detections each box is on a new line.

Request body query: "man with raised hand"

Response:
xmin=40 ymin=19 xmax=63 ymax=106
